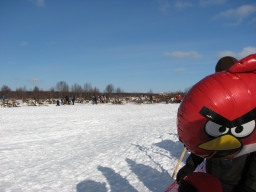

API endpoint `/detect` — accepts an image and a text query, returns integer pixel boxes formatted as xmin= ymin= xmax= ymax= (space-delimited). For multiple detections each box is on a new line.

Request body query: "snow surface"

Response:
xmin=0 ymin=103 xmax=189 ymax=192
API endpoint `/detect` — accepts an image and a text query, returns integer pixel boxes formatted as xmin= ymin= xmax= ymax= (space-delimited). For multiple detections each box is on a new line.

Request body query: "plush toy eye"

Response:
xmin=205 ymin=121 xmax=229 ymax=137
xmin=230 ymin=120 xmax=255 ymax=138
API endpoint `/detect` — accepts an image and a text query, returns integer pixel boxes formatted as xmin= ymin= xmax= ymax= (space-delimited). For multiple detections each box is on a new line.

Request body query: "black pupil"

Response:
xmin=219 ymin=126 xmax=226 ymax=133
xmin=235 ymin=125 xmax=243 ymax=133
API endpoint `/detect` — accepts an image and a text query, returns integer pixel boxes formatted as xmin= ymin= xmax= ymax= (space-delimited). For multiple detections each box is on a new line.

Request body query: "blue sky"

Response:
xmin=0 ymin=0 xmax=256 ymax=93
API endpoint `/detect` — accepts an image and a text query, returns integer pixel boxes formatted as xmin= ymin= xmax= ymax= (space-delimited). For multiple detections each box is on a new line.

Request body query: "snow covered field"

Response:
xmin=0 ymin=103 xmax=188 ymax=192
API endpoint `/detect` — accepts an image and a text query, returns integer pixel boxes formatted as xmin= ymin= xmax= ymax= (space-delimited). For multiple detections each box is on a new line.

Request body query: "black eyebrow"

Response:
xmin=199 ymin=106 xmax=256 ymax=128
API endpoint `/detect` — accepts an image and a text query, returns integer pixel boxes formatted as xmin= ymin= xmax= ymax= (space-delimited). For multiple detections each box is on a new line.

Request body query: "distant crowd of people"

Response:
xmin=56 ymin=96 xmax=75 ymax=106
xmin=56 ymin=95 xmax=108 ymax=106
xmin=92 ymin=95 xmax=109 ymax=104
xmin=166 ymin=95 xmax=182 ymax=104
xmin=0 ymin=94 xmax=184 ymax=107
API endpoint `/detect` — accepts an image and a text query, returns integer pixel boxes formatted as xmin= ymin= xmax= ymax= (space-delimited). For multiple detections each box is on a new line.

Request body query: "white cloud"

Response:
xmin=200 ymin=0 xmax=227 ymax=6
xmin=20 ymin=41 xmax=28 ymax=46
xmin=217 ymin=46 xmax=256 ymax=59
xmin=215 ymin=4 xmax=256 ymax=25
xmin=46 ymin=41 xmax=56 ymax=45
xmin=175 ymin=68 xmax=185 ymax=73
xmin=8 ymin=61 xmax=16 ymax=65
xmin=30 ymin=78 xmax=40 ymax=82
xmin=28 ymin=0 xmax=45 ymax=7
xmin=175 ymin=1 xmax=192 ymax=9
xmin=156 ymin=0 xmax=170 ymax=14
xmin=165 ymin=51 xmax=203 ymax=59
xmin=156 ymin=0 xmax=193 ymax=13
xmin=249 ymin=17 xmax=256 ymax=24
xmin=238 ymin=47 xmax=256 ymax=58
xmin=216 ymin=50 xmax=236 ymax=58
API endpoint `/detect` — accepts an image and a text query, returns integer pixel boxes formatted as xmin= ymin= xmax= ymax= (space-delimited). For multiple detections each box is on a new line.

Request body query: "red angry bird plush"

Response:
xmin=177 ymin=54 xmax=256 ymax=159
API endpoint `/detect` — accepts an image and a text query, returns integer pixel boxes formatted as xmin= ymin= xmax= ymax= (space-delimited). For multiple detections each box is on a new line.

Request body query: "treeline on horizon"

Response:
xmin=0 ymin=81 xmax=185 ymax=101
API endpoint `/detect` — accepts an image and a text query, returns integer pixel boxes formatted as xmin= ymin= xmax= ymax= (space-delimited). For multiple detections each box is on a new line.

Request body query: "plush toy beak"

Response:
xmin=198 ymin=135 xmax=242 ymax=158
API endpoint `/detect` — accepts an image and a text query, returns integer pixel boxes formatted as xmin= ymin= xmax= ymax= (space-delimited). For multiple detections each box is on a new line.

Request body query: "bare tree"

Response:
xmin=1 ymin=85 xmax=11 ymax=99
xmin=91 ymin=87 xmax=99 ymax=97
xmin=116 ymin=87 xmax=123 ymax=95
xmin=83 ymin=83 xmax=92 ymax=92
xmin=71 ymin=83 xmax=82 ymax=98
xmin=83 ymin=83 xmax=92 ymax=100
xmin=33 ymin=86 xmax=41 ymax=99
xmin=148 ymin=89 xmax=153 ymax=94
xmin=49 ymin=87 xmax=55 ymax=99
xmin=33 ymin=86 xmax=40 ymax=92
xmin=16 ymin=86 xmax=26 ymax=101
xmin=104 ymin=84 xmax=114 ymax=95
xmin=56 ymin=81 xmax=69 ymax=92
xmin=92 ymin=87 xmax=99 ymax=94
xmin=1 ymin=85 xmax=11 ymax=92
xmin=56 ymin=81 xmax=69 ymax=97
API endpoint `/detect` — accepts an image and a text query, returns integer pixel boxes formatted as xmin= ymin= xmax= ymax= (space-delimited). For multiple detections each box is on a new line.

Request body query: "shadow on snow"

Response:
xmin=126 ymin=158 xmax=172 ymax=192
xmin=76 ymin=139 xmax=187 ymax=192
xmin=76 ymin=166 xmax=137 ymax=192
xmin=76 ymin=179 xmax=107 ymax=192
xmin=154 ymin=139 xmax=189 ymax=161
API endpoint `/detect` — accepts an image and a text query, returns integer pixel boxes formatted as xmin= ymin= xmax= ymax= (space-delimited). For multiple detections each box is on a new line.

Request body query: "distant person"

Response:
xmin=92 ymin=96 xmax=97 ymax=105
xmin=65 ymin=96 xmax=70 ymax=105
xmin=150 ymin=95 xmax=153 ymax=103
xmin=56 ymin=99 xmax=60 ymax=106
xmin=166 ymin=96 xmax=170 ymax=104
xmin=72 ymin=97 xmax=75 ymax=105
xmin=2 ymin=95 xmax=6 ymax=107
xmin=177 ymin=95 xmax=182 ymax=103
xmin=95 ymin=96 xmax=98 ymax=104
